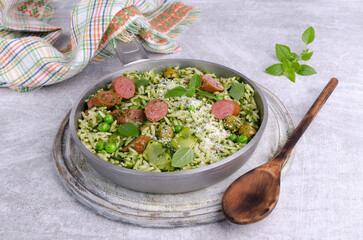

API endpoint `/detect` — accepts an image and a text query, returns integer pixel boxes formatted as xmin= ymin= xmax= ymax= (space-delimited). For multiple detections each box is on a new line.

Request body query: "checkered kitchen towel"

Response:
xmin=0 ymin=0 xmax=199 ymax=92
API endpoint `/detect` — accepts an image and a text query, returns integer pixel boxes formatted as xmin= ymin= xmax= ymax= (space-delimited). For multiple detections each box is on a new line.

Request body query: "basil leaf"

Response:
xmin=188 ymin=74 xmax=202 ymax=89
xmin=135 ymin=78 xmax=149 ymax=89
xmin=171 ymin=147 xmax=194 ymax=167
xmin=185 ymin=74 xmax=202 ymax=98
xmin=302 ymin=26 xmax=315 ymax=44
xmin=165 ymin=86 xmax=186 ymax=98
xmin=266 ymin=27 xmax=316 ymax=82
xmin=291 ymin=52 xmax=299 ymax=61
xmin=287 ymin=70 xmax=296 ymax=82
xmin=196 ymin=90 xmax=218 ymax=100
xmin=229 ymin=81 xmax=245 ymax=100
xmin=296 ymin=65 xmax=317 ymax=76
xmin=281 ymin=58 xmax=291 ymax=71
xmin=276 ymin=44 xmax=291 ymax=62
xmin=118 ymin=123 xmax=139 ymax=137
xmin=301 ymin=52 xmax=313 ymax=61
xmin=292 ymin=62 xmax=301 ymax=72
xmin=185 ymin=88 xmax=195 ymax=98
xmin=266 ymin=64 xmax=284 ymax=76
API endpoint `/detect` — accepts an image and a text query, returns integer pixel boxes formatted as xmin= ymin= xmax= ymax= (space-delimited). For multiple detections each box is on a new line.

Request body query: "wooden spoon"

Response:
xmin=222 ymin=78 xmax=339 ymax=225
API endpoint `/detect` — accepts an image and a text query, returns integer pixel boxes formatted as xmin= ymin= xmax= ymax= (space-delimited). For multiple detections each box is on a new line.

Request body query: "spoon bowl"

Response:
xmin=222 ymin=159 xmax=282 ymax=224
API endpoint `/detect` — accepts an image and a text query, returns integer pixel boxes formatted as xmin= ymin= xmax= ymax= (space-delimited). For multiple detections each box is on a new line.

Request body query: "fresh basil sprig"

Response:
xmin=164 ymin=74 xmax=202 ymax=98
xmin=185 ymin=88 xmax=195 ymax=98
xmin=171 ymin=147 xmax=194 ymax=167
xmin=165 ymin=86 xmax=186 ymax=98
xmin=229 ymin=81 xmax=245 ymax=100
xmin=135 ymin=78 xmax=149 ymax=89
xmin=118 ymin=123 xmax=139 ymax=137
xmin=266 ymin=26 xmax=317 ymax=82
xmin=186 ymin=74 xmax=202 ymax=97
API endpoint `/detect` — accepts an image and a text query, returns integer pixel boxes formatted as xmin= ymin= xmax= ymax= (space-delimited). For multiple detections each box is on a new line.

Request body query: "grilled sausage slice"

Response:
xmin=123 ymin=135 xmax=152 ymax=153
xmin=211 ymin=100 xmax=241 ymax=119
xmin=199 ymin=75 xmax=224 ymax=93
xmin=87 ymin=91 xmax=122 ymax=109
xmin=111 ymin=109 xmax=145 ymax=124
xmin=145 ymin=99 xmax=169 ymax=122
xmin=112 ymin=76 xmax=135 ymax=99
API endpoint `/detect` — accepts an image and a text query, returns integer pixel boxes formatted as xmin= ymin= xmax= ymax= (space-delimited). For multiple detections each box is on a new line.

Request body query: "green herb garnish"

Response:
xmin=185 ymin=88 xmax=195 ymax=98
xmin=135 ymin=78 xmax=149 ymax=89
xmin=186 ymin=74 xmax=202 ymax=97
xmin=196 ymin=90 xmax=218 ymax=100
xmin=229 ymin=81 xmax=245 ymax=100
xmin=171 ymin=147 xmax=194 ymax=167
xmin=117 ymin=123 xmax=139 ymax=137
xmin=164 ymin=74 xmax=202 ymax=98
xmin=165 ymin=86 xmax=186 ymax=98
xmin=266 ymin=26 xmax=317 ymax=82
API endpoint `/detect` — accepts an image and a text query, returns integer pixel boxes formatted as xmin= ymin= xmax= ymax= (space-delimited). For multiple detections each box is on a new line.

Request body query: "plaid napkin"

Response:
xmin=0 ymin=0 xmax=199 ymax=92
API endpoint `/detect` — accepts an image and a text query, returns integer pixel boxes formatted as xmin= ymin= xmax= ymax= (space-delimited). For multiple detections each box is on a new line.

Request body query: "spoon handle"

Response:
xmin=275 ymin=78 xmax=339 ymax=161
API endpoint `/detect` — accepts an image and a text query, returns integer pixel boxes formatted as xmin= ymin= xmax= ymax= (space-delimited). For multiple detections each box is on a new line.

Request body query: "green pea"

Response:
xmin=105 ymin=142 xmax=117 ymax=153
xmin=95 ymin=142 xmax=105 ymax=151
xmin=215 ymin=96 xmax=223 ymax=101
xmin=237 ymin=135 xmax=248 ymax=144
xmin=104 ymin=114 xmax=114 ymax=123
xmin=229 ymin=134 xmax=237 ymax=142
xmin=97 ymin=122 xmax=110 ymax=132
xmin=97 ymin=113 xmax=103 ymax=121
xmin=174 ymin=125 xmax=183 ymax=133
xmin=100 ymin=150 xmax=108 ymax=154
xmin=186 ymin=105 xmax=195 ymax=111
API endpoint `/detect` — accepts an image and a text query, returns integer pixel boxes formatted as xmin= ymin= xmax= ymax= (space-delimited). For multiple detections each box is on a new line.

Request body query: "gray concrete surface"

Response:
xmin=1 ymin=0 xmax=362 ymax=239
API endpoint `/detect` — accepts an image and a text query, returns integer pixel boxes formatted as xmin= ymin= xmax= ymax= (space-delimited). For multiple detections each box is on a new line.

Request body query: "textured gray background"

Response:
xmin=1 ymin=0 xmax=362 ymax=239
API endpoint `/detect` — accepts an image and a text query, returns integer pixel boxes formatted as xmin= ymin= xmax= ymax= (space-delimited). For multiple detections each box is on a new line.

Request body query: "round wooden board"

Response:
xmin=52 ymin=86 xmax=295 ymax=228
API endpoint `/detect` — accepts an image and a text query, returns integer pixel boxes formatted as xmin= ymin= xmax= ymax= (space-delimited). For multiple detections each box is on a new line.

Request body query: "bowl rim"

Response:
xmin=69 ymin=58 xmax=269 ymax=177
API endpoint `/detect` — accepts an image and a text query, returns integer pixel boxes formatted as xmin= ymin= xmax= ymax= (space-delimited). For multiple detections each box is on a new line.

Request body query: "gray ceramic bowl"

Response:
xmin=69 ymin=58 xmax=268 ymax=193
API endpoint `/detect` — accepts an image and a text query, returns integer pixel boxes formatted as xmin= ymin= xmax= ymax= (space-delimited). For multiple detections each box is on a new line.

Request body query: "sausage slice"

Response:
xmin=112 ymin=76 xmax=135 ymax=99
xmin=199 ymin=75 xmax=224 ymax=93
xmin=111 ymin=109 xmax=145 ymax=124
xmin=145 ymin=99 xmax=169 ymax=122
xmin=96 ymin=91 xmax=122 ymax=108
xmin=123 ymin=135 xmax=152 ymax=153
xmin=87 ymin=91 xmax=122 ymax=109
xmin=211 ymin=100 xmax=241 ymax=119
xmin=87 ymin=96 xmax=101 ymax=109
